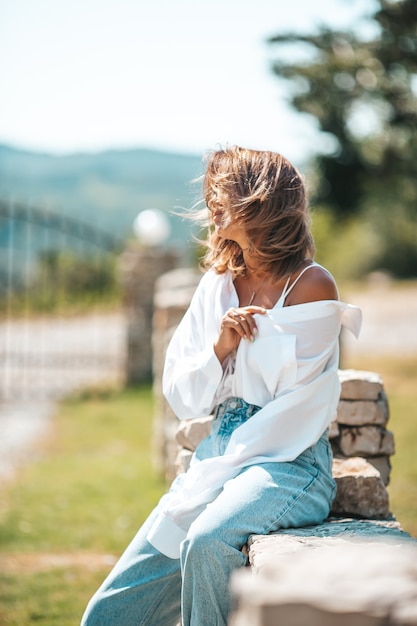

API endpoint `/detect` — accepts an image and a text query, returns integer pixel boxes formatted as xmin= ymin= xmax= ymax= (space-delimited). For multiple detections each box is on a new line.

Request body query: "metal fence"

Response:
xmin=0 ymin=199 xmax=127 ymax=399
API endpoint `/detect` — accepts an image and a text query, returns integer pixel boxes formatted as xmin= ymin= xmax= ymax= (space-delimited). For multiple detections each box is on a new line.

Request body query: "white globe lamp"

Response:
xmin=133 ymin=209 xmax=171 ymax=246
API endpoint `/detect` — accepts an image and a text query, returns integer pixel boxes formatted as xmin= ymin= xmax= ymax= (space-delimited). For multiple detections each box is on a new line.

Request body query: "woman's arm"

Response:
xmin=162 ymin=272 xmax=224 ymax=419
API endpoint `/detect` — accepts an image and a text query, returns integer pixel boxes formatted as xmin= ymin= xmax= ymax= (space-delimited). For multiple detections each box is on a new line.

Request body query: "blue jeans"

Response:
xmin=81 ymin=397 xmax=336 ymax=626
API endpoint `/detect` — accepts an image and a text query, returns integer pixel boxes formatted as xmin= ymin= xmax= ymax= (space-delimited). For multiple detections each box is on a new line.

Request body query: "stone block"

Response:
xmin=338 ymin=370 xmax=383 ymax=401
xmin=246 ymin=519 xmax=414 ymax=572
xmin=175 ymin=416 xmax=213 ymax=451
xmin=339 ymin=426 xmax=395 ymax=457
xmin=337 ymin=395 xmax=389 ymax=426
xmin=231 ymin=538 xmax=417 ymax=626
xmin=367 ymin=455 xmax=391 ymax=486
xmin=331 ymin=457 xmax=389 ymax=519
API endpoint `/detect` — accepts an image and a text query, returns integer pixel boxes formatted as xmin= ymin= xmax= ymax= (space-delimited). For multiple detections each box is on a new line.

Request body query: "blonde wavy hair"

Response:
xmin=195 ymin=145 xmax=314 ymax=280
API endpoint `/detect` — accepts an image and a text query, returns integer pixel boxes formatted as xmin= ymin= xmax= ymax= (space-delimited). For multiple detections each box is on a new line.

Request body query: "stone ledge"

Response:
xmin=246 ymin=518 xmax=415 ymax=572
xmin=232 ymin=528 xmax=417 ymax=626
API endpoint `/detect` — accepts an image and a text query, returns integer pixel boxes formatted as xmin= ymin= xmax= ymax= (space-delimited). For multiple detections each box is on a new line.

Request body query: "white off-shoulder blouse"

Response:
xmin=147 ymin=267 xmax=362 ymax=558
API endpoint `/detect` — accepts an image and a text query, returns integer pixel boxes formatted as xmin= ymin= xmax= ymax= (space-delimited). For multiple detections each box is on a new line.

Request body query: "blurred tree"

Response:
xmin=269 ymin=0 xmax=417 ymax=276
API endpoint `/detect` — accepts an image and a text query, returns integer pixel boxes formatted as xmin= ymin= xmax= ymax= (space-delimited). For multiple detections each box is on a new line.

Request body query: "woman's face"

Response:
xmin=208 ymin=188 xmax=250 ymax=249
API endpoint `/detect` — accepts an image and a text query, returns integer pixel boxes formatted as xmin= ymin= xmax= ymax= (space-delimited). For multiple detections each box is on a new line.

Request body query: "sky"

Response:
xmin=0 ymin=0 xmax=377 ymax=165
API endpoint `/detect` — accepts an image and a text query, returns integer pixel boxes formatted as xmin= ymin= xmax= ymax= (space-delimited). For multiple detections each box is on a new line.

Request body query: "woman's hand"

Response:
xmin=214 ymin=306 xmax=267 ymax=364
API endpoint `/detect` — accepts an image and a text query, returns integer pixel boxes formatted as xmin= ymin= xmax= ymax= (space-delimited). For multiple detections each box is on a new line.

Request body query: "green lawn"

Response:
xmin=0 ymin=357 xmax=416 ymax=626
xmin=0 ymin=385 xmax=166 ymax=626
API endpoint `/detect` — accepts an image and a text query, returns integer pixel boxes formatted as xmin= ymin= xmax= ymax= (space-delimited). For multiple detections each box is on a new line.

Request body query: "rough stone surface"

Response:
xmin=339 ymin=425 xmax=395 ymax=457
xmin=246 ymin=518 xmax=413 ymax=572
xmin=331 ymin=457 xmax=389 ymax=519
xmin=337 ymin=396 xmax=389 ymax=426
xmin=231 ymin=532 xmax=417 ymax=626
xmin=338 ymin=369 xmax=384 ymax=401
xmin=367 ymin=455 xmax=391 ymax=486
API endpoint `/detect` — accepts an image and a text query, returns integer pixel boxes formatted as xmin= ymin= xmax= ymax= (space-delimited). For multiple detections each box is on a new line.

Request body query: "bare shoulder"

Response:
xmin=286 ymin=265 xmax=339 ymax=306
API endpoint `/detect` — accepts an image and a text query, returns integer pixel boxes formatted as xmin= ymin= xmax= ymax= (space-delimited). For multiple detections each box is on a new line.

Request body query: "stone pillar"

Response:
xmin=119 ymin=243 xmax=179 ymax=385
xmin=152 ymin=267 xmax=201 ymax=478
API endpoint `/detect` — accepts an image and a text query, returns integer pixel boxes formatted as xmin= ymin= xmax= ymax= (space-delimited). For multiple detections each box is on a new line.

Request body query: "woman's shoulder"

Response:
xmin=285 ymin=263 xmax=339 ymax=306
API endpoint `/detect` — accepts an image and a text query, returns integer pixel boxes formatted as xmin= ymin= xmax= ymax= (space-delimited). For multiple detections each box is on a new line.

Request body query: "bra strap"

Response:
xmin=275 ymin=275 xmax=291 ymax=307
xmin=281 ymin=262 xmax=317 ymax=303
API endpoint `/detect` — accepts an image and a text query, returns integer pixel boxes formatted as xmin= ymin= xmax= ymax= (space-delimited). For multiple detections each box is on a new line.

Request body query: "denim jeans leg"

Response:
xmin=80 ymin=507 xmax=181 ymax=626
xmin=180 ymin=432 xmax=335 ymax=626
xmin=81 ymin=398 xmax=335 ymax=626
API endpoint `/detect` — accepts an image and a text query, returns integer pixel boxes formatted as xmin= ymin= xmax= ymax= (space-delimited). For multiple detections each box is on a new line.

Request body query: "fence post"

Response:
xmin=120 ymin=243 xmax=179 ymax=385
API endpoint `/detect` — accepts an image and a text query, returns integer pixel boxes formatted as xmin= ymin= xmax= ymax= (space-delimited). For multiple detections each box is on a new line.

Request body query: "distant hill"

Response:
xmin=0 ymin=144 xmax=204 ymax=261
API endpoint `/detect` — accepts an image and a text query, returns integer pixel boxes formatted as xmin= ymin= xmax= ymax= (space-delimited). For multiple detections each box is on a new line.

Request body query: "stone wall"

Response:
xmin=333 ymin=369 xmax=393 ymax=484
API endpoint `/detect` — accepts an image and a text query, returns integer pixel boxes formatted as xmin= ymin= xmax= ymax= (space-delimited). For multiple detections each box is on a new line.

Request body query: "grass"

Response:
xmin=0 ymin=358 xmax=416 ymax=625
xmin=0 ymin=385 xmax=166 ymax=626
xmin=0 ymin=567 xmax=107 ymax=626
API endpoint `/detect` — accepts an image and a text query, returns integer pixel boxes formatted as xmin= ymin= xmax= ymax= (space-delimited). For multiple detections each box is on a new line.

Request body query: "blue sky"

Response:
xmin=0 ymin=0 xmax=376 ymax=164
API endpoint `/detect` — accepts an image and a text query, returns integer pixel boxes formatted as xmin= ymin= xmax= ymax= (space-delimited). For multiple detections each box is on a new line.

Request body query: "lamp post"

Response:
xmin=133 ymin=209 xmax=171 ymax=247
xmin=121 ymin=209 xmax=179 ymax=385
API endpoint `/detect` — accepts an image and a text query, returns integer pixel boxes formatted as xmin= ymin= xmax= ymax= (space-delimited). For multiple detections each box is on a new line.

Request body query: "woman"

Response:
xmin=81 ymin=146 xmax=361 ymax=626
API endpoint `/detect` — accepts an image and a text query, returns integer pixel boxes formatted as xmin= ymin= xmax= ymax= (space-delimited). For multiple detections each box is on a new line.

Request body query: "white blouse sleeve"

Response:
xmin=162 ymin=272 xmax=224 ymax=420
